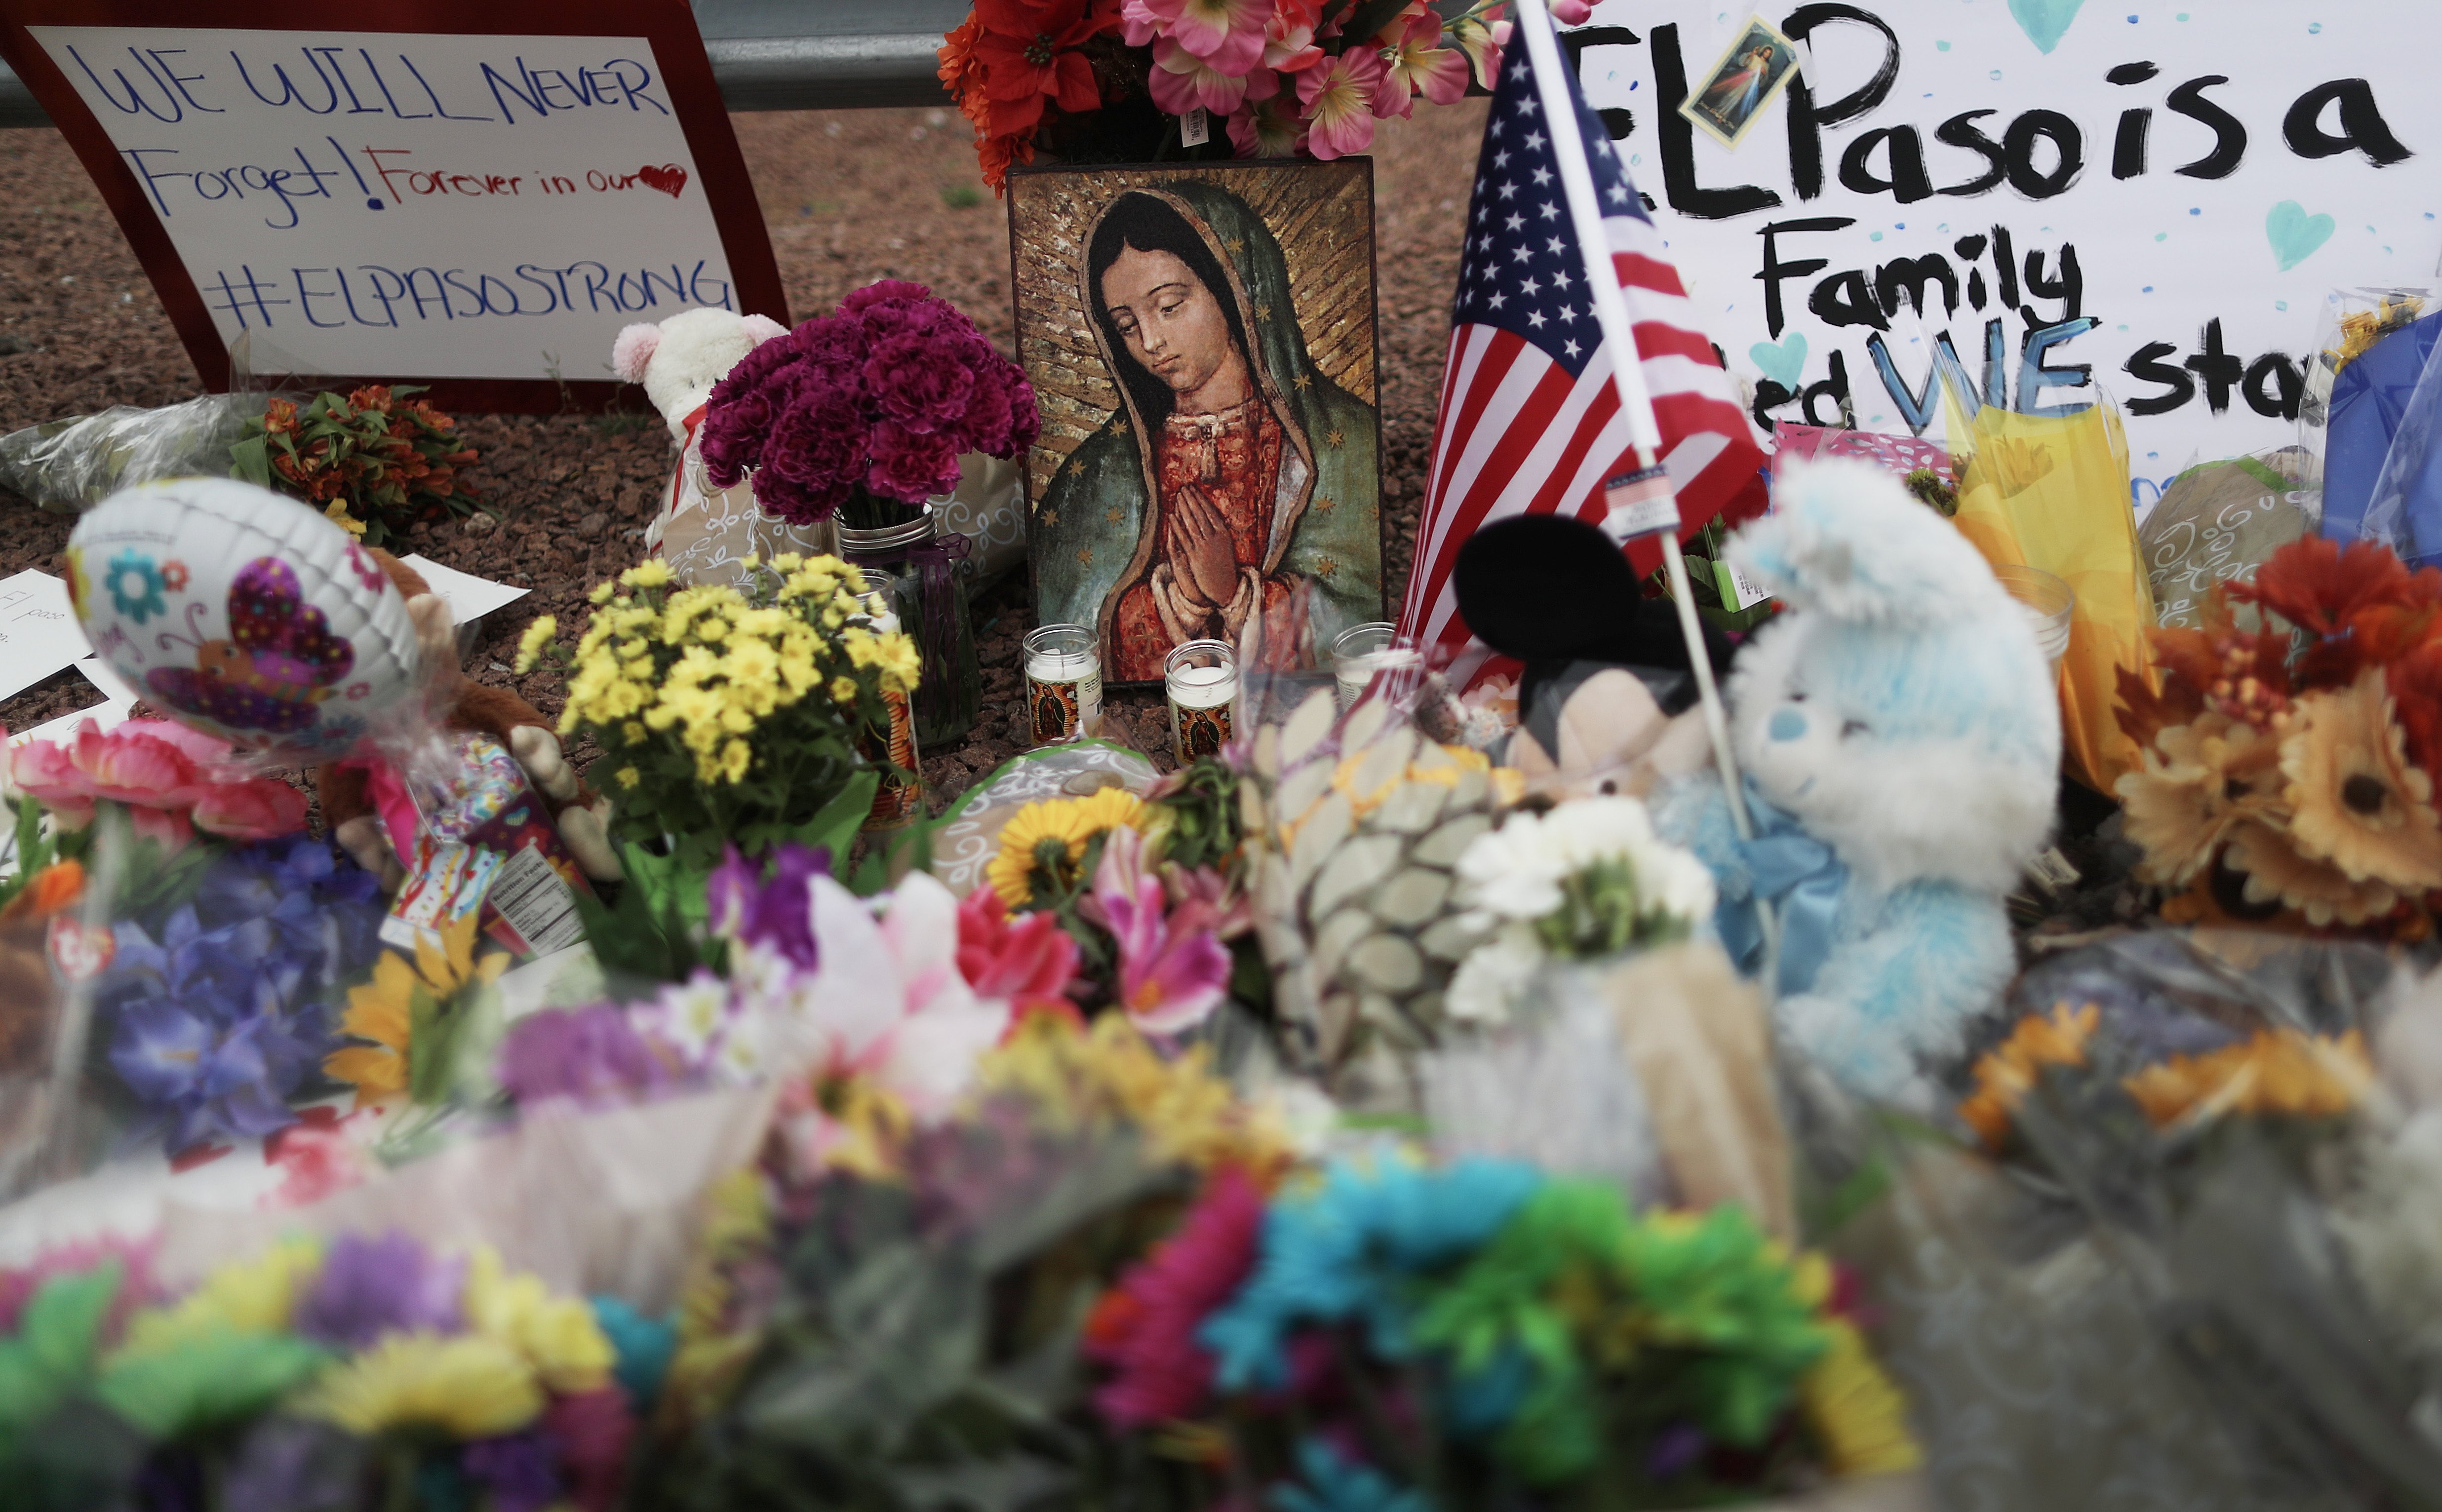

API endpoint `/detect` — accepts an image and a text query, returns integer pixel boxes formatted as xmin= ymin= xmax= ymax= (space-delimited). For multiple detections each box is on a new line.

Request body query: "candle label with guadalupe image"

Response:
xmin=1028 ymin=667 xmax=1102 ymax=744
xmin=1171 ymin=700 xmax=1232 ymax=765
xmin=862 ymin=688 xmax=925 ymax=831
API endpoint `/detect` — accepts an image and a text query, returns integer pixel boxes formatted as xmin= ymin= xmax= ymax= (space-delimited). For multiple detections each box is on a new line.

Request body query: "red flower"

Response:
xmin=972 ymin=0 xmax=1117 ymax=138
xmin=2230 ymin=536 xmax=2421 ymax=638
xmin=954 ymin=885 xmax=1083 ymax=1023
xmin=2392 ymin=639 xmax=2442 ymax=776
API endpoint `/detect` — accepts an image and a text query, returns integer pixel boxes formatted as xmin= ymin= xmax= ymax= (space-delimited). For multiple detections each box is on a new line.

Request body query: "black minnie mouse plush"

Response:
xmin=1453 ymin=514 xmax=1739 ymax=799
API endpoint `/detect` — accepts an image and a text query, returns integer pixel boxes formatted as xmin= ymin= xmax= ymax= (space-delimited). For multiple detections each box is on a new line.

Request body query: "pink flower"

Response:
xmin=1378 ymin=11 xmax=1470 ymax=115
xmin=546 ymin=1388 xmax=635 ymax=1512
xmin=1262 ymin=0 xmax=1324 ymax=72
xmin=5 ymin=719 xmax=304 ymax=848
xmin=1093 ymin=829 xmax=1229 ymax=1035
xmin=1552 ymin=0 xmax=1599 ymax=23
xmin=1228 ymin=93 xmax=1309 ymax=157
xmin=1118 ymin=0 xmax=1161 ymax=47
xmin=955 ymin=886 xmax=1083 ymax=1022
xmin=1449 ymin=7 xmax=1510 ymax=90
xmin=1135 ymin=0 xmax=1268 ymax=73
xmin=1085 ymin=1164 xmax=1266 ymax=1426
xmin=1295 ymin=48 xmax=1383 ymax=160
xmin=1150 ymin=37 xmax=1275 ymax=115
xmin=793 ymin=873 xmax=1013 ymax=1115
xmin=192 ymin=776 xmax=309 ymax=841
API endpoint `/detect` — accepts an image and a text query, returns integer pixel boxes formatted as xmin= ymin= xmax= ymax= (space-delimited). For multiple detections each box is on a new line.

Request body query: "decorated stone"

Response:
xmin=67 ymin=477 xmax=422 ymax=764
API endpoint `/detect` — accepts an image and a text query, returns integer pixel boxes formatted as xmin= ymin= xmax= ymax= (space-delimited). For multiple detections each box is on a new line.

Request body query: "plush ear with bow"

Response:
xmin=1453 ymin=513 xmax=1735 ymax=798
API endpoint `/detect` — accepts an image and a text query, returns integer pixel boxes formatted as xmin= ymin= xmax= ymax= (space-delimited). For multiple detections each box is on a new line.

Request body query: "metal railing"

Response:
xmin=0 ymin=0 xmax=976 ymax=128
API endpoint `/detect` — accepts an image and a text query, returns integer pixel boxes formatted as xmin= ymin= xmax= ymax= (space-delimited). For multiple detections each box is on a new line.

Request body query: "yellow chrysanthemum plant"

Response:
xmin=516 ymin=554 xmax=921 ymax=875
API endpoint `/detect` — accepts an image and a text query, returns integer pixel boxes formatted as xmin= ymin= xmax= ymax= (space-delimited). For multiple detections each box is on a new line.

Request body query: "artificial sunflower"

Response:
xmin=2114 ymin=713 xmax=2283 ymax=887
xmin=985 ymin=786 xmax=1146 ymax=908
xmin=2221 ymin=816 xmax=2400 ymax=927
xmin=2121 ymin=1026 xmax=2371 ymax=1128
xmin=301 ymin=1332 xmax=543 ymax=1438
xmin=1799 ymin=1317 xmax=1924 ymax=1476
xmin=1956 ymin=1002 xmax=2098 ymax=1150
xmin=2279 ymin=670 xmax=2442 ymax=892
xmin=323 ymin=913 xmax=510 ymax=1106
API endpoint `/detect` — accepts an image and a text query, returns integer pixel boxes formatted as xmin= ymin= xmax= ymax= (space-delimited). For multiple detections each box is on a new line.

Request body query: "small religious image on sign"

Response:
xmin=1679 ymin=15 xmax=1801 ymax=149
xmin=1009 ymin=161 xmax=1383 ymax=687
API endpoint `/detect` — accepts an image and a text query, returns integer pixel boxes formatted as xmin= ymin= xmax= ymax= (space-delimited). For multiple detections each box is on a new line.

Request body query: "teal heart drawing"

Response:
xmin=1749 ymin=332 xmax=1808 ymax=391
xmin=2008 ymin=0 xmax=2085 ymax=53
xmin=2265 ymin=199 xmax=2336 ymax=271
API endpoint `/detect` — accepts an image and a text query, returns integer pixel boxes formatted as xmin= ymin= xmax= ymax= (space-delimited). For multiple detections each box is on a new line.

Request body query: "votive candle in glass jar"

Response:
xmin=1164 ymin=639 xmax=1237 ymax=765
xmin=1331 ymin=621 xmax=1420 ymax=711
xmin=1024 ymin=624 xmax=1102 ymax=745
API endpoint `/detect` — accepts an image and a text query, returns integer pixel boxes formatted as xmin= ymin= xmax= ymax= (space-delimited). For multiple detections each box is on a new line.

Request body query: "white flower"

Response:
xmin=1454 ymin=796 xmax=1714 ymax=930
xmin=630 ymin=970 xmax=736 ymax=1072
xmin=1446 ymin=925 xmax=1543 ymax=1025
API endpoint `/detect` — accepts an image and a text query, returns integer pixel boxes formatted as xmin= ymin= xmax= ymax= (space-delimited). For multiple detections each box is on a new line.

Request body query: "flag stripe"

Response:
xmin=1400 ymin=43 xmax=1770 ymax=685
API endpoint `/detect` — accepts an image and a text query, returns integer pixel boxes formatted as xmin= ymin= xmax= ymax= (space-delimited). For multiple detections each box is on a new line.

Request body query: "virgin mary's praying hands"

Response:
xmin=1166 ymin=483 xmax=1242 ymax=612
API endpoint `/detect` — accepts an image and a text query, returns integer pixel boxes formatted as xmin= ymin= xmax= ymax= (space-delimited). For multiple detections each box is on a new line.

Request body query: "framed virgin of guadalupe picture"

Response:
xmin=1009 ymin=159 xmax=1384 ymax=686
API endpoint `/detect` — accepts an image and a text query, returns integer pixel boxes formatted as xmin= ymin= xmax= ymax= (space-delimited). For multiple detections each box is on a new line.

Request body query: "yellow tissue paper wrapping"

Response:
xmin=1945 ymin=401 xmax=2159 ymax=792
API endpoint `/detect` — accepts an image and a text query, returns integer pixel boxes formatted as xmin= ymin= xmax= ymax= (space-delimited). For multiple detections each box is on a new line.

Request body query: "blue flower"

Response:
xmin=1200 ymin=1155 xmax=1541 ymax=1393
xmin=591 ymin=1295 xmax=678 ymax=1409
xmin=94 ymin=838 xmax=385 ymax=1156
xmin=103 ymin=551 xmax=167 ymax=623
xmin=1269 ymin=1439 xmax=1427 ymax=1512
xmin=107 ymin=996 xmax=322 ymax=1150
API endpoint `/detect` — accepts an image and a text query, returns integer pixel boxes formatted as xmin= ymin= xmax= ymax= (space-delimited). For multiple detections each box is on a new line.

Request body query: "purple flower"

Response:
xmin=698 ymin=285 xmax=1037 ymax=520
xmin=866 ymin=421 xmax=963 ymax=503
xmin=498 ymin=1007 xmax=668 ymax=1109
xmin=866 ymin=333 xmax=977 ymax=434
xmin=1647 ymin=1421 xmax=1709 ymax=1480
xmin=706 ymin=843 xmax=825 ymax=969
xmin=107 ymin=986 xmax=323 ymax=1151
xmin=464 ymin=1432 xmax=562 ymax=1512
xmin=294 ymin=1230 xmax=465 ymax=1350
xmin=841 ymin=277 xmax=934 ymax=313
xmin=220 ymin=1418 xmax=366 ymax=1512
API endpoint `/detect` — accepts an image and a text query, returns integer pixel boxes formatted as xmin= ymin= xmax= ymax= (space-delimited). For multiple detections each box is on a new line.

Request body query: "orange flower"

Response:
xmin=0 ymin=859 xmax=83 ymax=924
xmin=1957 ymin=1002 xmax=2098 ymax=1149
xmin=2121 ymin=1027 xmax=2371 ymax=1128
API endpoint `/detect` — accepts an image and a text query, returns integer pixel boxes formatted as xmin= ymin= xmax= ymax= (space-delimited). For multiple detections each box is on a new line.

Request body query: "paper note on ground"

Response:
xmin=399 ymin=555 xmax=529 ymax=625
xmin=0 ymin=570 xmax=90 ymax=701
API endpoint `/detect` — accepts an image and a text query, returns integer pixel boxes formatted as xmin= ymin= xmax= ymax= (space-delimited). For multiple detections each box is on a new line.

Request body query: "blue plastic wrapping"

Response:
xmin=2322 ymin=309 xmax=2442 ymax=566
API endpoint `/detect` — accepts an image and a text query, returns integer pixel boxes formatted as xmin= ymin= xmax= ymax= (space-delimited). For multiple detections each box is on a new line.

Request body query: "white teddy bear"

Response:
xmin=1656 ymin=458 xmax=2061 ymax=1105
xmin=611 ymin=306 xmax=827 ymax=585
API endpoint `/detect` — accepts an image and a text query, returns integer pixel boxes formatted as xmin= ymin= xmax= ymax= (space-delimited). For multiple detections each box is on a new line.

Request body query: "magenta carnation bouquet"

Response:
xmin=700 ymin=281 xmax=1039 ymax=525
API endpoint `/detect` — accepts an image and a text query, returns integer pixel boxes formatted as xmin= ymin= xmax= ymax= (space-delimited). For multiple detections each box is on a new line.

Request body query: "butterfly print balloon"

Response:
xmin=69 ymin=477 xmax=422 ymax=763
xmin=146 ymin=558 xmax=356 ymax=734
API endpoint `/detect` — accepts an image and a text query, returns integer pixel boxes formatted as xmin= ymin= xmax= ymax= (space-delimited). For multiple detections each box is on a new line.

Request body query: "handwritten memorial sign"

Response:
xmin=1572 ymin=2 xmax=2442 ymax=503
xmin=0 ymin=1 xmax=785 ymax=410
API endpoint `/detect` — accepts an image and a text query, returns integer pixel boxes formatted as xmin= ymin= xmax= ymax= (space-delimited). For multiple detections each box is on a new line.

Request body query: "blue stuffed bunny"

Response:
xmin=1656 ymin=458 xmax=2062 ymax=1105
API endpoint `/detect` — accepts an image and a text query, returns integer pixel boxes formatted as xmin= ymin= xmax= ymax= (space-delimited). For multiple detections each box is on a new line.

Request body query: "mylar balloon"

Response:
xmin=66 ymin=478 xmax=423 ymax=764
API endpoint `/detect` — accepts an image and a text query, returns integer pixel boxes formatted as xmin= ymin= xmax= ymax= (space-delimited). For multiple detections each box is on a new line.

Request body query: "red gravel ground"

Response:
xmin=0 ymin=103 xmax=1484 ymax=811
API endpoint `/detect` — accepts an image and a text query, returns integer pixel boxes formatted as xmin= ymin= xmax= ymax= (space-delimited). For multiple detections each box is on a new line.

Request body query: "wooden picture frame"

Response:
xmin=1009 ymin=158 xmax=1385 ymax=688
xmin=0 ymin=0 xmax=787 ymax=412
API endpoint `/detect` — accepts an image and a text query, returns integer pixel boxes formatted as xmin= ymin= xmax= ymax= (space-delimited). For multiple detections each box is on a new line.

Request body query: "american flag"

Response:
xmin=1398 ymin=42 xmax=1768 ymax=680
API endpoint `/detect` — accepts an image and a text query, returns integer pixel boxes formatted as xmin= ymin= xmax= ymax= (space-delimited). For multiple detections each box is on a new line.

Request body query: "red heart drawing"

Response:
xmin=637 ymin=163 xmax=687 ymax=197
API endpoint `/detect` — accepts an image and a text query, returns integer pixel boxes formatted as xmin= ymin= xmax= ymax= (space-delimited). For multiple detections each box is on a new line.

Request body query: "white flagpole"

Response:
xmin=1515 ymin=0 xmax=1762 ymax=851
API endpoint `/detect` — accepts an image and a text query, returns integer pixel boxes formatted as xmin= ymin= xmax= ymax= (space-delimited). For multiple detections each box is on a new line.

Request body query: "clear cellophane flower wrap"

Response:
xmin=1818 ymin=928 xmax=2442 ymax=1511
xmin=1422 ymin=942 xmax=1802 ymax=1246
xmin=1234 ymin=660 xmax=1521 ymax=1113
